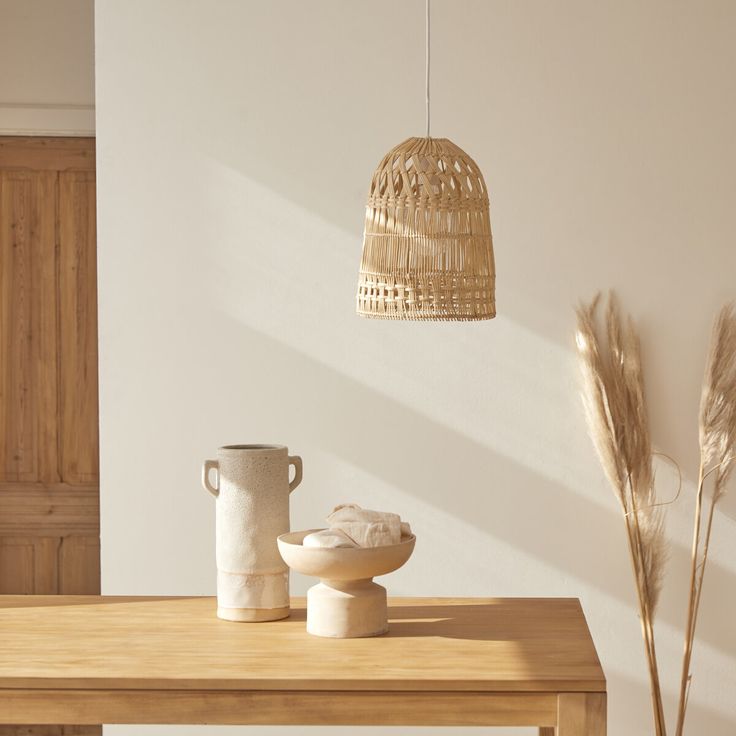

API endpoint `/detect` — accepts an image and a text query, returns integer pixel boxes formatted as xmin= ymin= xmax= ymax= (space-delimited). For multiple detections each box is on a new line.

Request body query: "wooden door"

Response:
xmin=0 ymin=137 xmax=100 ymax=736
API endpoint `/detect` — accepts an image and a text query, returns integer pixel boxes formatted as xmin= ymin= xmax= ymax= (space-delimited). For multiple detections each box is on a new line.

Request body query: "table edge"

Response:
xmin=0 ymin=594 xmax=606 ymax=692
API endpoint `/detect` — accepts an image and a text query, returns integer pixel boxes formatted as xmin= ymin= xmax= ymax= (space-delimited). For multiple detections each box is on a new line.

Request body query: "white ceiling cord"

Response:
xmin=426 ymin=0 xmax=431 ymax=138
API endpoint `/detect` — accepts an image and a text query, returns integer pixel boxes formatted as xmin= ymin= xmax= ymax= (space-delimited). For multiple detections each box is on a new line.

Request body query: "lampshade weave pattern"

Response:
xmin=357 ymin=137 xmax=495 ymax=320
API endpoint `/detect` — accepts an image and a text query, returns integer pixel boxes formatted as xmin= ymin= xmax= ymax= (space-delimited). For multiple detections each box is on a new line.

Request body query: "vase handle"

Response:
xmin=202 ymin=459 xmax=219 ymax=497
xmin=288 ymin=455 xmax=303 ymax=493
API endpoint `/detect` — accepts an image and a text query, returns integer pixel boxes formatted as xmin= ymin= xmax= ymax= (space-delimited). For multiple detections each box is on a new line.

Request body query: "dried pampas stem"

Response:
xmin=575 ymin=293 xmax=668 ymax=736
xmin=675 ymin=304 xmax=736 ymax=736
xmin=576 ymin=295 xmax=736 ymax=736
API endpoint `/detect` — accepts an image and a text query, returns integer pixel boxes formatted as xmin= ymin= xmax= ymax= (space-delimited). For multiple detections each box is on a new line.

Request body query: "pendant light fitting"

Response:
xmin=356 ymin=0 xmax=496 ymax=321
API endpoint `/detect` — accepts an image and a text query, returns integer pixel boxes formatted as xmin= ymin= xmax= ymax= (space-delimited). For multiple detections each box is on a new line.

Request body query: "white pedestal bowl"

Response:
xmin=277 ymin=529 xmax=416 ymax=638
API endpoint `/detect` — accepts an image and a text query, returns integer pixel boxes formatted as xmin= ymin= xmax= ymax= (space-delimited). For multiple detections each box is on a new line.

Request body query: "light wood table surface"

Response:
xmin=0 ymin=596 xmax=606 ymax=734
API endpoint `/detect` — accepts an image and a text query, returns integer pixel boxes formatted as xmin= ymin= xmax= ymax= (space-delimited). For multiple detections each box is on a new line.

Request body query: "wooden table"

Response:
xmin=0 ymin=596 xmax=606 ymax=734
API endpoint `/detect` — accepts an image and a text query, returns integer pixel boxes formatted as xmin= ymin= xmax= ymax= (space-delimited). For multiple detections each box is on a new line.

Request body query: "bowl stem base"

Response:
xmin=306 ymin=578 xmax=388 ymax=638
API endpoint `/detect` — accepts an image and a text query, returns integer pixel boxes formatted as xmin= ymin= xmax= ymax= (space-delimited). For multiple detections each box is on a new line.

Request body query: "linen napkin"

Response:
xmin=303 ymin=504 xmax=412 ymax=548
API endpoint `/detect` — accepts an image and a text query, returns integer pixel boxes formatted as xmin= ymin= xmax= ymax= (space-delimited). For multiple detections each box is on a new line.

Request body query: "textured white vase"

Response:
xmin=202 ymin=445 xmax=302 ymax=622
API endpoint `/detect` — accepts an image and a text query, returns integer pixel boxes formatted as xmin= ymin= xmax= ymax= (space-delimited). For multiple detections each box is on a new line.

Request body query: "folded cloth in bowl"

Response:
xmin=301 ymin=504 xmax=412 ymax=549
xmin=302 ymin=529 xmax=357 ymax=549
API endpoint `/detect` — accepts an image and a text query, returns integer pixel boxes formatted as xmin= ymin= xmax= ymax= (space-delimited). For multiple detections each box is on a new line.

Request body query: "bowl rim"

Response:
xmin=277 ymin=528 xmax=416 ymax=552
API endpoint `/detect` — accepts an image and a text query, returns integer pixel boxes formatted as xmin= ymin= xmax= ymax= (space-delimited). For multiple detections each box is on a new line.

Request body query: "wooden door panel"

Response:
xmin=0 ymin=539 xmax=35 ymax=594
xmin=0 ymin=535 xmax=99 ymax=596
xmin=0 ymin=171 xmax=58 ymax=484
xmin=0 ymin=727 xmax=100 ymax=735
xmin=29 ymin=538 xmax=60 ymax=594
xmin=0 ymin=137 xmax=100 ymax=736
xmin=0 ymin=138 xmax=95 ymax=172
xmin=59 ymin=171 xmax=98 ymax=484
xmin=0 ymin=537 xmax=58 ymax=594
xmin=0 ymin=484 xmax=99 ymax=536
xmin=0 ymin=728 xmax=100 ymax=735
xmin=59 ymin=535 xmax=100 ymax=595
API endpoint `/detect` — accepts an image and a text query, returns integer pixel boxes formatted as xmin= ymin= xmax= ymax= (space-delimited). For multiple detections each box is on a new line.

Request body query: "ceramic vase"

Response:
xmin=202 ymin=444 xmax=302 ymax=622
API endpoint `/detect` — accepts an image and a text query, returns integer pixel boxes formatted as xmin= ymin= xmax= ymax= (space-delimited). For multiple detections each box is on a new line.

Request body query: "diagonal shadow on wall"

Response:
xmin=213 ymin=315 xmax=735 ymax=658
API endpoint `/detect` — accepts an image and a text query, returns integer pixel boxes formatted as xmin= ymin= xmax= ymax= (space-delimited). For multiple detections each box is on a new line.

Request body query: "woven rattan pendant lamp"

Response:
xmin=356 ymin=0 xmax=496 ymax=321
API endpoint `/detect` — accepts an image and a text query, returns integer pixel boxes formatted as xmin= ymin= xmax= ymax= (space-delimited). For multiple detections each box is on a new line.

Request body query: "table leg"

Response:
xmin=557 ymin=693 xmax=606 ymax=735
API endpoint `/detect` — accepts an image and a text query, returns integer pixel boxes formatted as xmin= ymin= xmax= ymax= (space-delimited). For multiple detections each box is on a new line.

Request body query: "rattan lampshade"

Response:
xmin=356 ymin=136 xmax=496 ymax=321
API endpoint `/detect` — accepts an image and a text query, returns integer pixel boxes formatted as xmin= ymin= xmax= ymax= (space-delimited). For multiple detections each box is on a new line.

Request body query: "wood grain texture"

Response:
xmin=0 ymin=596 xmax=606 ymax=693
xmin=30 ymin=538 xmax=59 ymax=593
xmin=0 ymin=170 xmax=57 ymax=483
xmin=0 ymin=538 xmax=59 ymax=594
xmin=0 ymin=137 xmax=99 ymax=593
xmin=58 ymin=171 xmax=98 ymax=485
xmin=0 ymin=537 xmax=98 ymax=595
xmin=0 ymin=485 xmax=98 ymax=536
xmin=58 ymin=536 xmax=100 ymax=595
xmin=0 ymin=540 xmax=35 ymax=594
xmin=0 ymin=137 xmax=95 ymax=172
xmin=0 ymin=727 xmax=99 ymax=736
xmin=558 ymin=693 xmax=606 ymax=735
xmin=0 ymin=138 xmax=100 ymax=736
xmin=0 ymin=689 xmax=557 ymax=726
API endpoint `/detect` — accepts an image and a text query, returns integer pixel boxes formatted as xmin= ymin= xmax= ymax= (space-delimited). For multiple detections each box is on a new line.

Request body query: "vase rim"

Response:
xmin=219 ymin=444 xmax=288 ymax=452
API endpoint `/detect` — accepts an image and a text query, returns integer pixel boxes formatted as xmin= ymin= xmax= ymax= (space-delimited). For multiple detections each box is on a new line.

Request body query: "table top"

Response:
xmin=0 ymin=596 xmax=605 ymax=693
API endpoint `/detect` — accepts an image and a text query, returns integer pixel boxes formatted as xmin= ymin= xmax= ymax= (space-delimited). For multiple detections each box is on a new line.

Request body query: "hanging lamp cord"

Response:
xmin=425 ymin=0 xmax=431 ymax=138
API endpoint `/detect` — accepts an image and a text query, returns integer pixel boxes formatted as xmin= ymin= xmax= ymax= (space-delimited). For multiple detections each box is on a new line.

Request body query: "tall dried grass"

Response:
xmin=575 ymin=293 xmax=667 ymax=736
xmin=675 ymin=304 xmax=736 ymax=736
xmin=576 ymin=295 xmax=736 ymax=736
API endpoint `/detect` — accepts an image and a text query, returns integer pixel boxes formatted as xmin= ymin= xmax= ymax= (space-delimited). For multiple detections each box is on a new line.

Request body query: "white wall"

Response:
xmin=0 ymin=0 xmax=94 ymax=135
xmin=95 ymin=1 xmax=736 ymax=735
